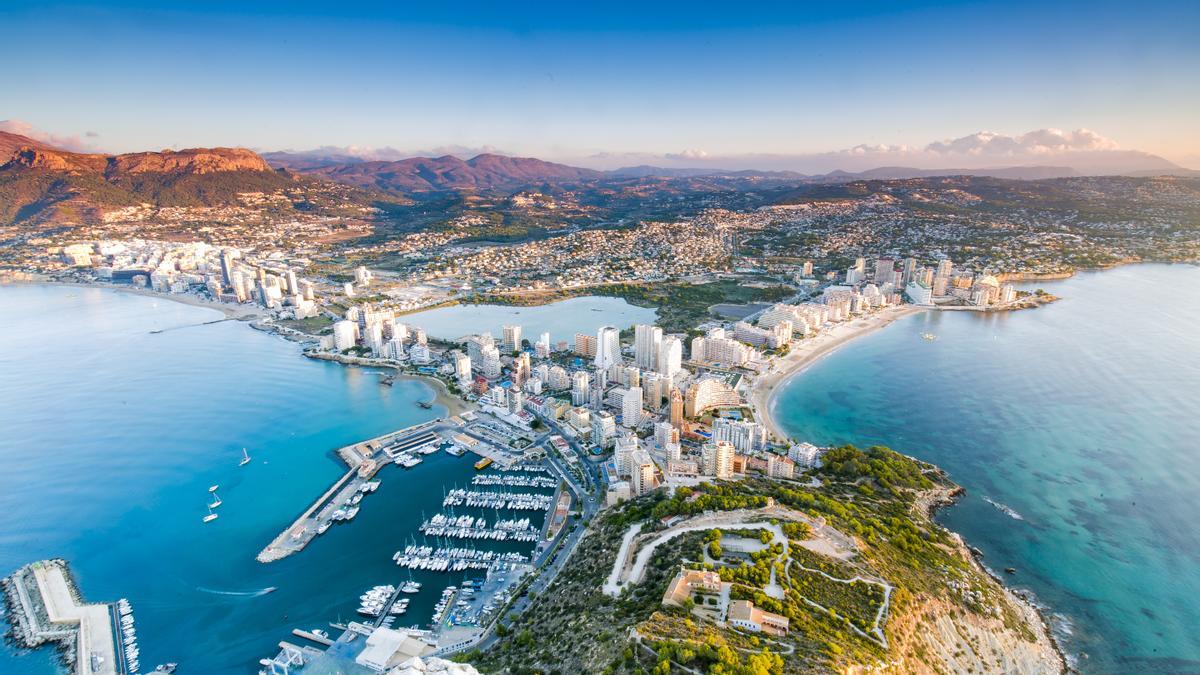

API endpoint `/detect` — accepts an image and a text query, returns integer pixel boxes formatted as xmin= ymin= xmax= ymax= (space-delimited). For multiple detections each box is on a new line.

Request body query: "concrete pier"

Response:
xmin=256 ymin=419 xmax=454 ymax=563
xmin=2 ymin=559 xmax=123 ymax=675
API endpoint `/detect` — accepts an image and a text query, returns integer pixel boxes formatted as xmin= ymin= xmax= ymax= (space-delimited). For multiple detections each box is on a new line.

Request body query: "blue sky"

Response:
xmin=2 ymin=0 xmax=1197 ymax=168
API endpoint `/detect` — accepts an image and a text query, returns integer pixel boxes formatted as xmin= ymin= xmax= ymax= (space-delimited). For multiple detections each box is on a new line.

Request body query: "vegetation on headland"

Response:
xmin=474 ymin=445 xmax=1047 ymax=673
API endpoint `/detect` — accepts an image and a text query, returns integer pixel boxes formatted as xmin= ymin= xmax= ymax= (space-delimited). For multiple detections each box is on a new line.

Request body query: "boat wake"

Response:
xmin=196 ymin=586 xmax=277 ymax=597
xmin=983 ymin=497 xmax=1025 ymax=521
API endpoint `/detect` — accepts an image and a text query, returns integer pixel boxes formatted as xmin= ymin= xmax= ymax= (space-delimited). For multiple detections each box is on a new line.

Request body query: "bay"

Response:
xmin=0 ymin=284 xmax=486 ymax=672
xmin=772 ymin=264 xmax=1200 ymax=671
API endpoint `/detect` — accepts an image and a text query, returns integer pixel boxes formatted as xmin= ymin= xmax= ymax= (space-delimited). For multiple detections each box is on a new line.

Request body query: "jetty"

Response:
xmin=2 ymin=559 xmax=128 ymax=675
xmin=256 ymin=419 xmax=457 ymax=563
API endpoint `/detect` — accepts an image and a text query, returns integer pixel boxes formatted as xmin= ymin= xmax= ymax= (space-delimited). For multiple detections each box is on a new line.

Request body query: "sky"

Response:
xmin=2 ymin=0 xmax=1198 ymax=171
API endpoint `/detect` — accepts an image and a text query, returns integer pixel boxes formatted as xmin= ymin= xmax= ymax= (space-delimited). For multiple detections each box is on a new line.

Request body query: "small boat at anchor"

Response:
xmin=203 ymin=506 xmax=218 ymax=523
xmin=240 ymin=448 xmax=252 ymax=467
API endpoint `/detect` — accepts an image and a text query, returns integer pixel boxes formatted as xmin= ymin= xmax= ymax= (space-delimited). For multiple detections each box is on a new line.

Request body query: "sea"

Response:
xmin=0 ymin=285 xmax=554 ymax=673
xmin=771 ymin=263 xmax=1200 ymax=672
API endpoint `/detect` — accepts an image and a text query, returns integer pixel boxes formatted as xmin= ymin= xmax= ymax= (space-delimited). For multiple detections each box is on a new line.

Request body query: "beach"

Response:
xmin=749 ymin=304 xmax=924 ymax=440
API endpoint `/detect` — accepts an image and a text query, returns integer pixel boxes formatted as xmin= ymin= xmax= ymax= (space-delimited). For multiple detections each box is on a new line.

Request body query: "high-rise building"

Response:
xmin=634 ymin=324 xmax=662 ymax=370
xmin=592 ymin=411 xmax=616 ymax=449
xmin=571 ymin=370 xmax=590 ymax=406
xmin=333 ymin=320 xmax=358 ymax=351
xmin=669 ymin=388 xmax=684 ymax=430
xmin=702 ymin=441 xmax=735 ymax=479
xmin=454 ymin=351 xmax=472 ymax=384
xmin=901 ymin=258 xmax=917 ymax=285
xmin=642 ymin=371 xmax=667 ymax=410
xmin=513 ymin=352 xmax=531 ymax=386
xmin=594 ymin=326 xmax=621 ymax=370
xmin=622 ymin=386 xmax=643 ymax=428
xmin=219 ymin=249 xmax=237 ymax=288
xmin=657 ymin=337 xmax=682 ymax=378
xmin=480 ymin=344 xmax=502 ymax=379
xmin=535 ymin=332 xmax=551 ymax=359
xmin=712 ymin=418 xmax=768 ymax=453
xmin=574 ymin=333 xmax=597 ymax=358
xmin=936 ymin=259 xmax=954 ymax=278
xmin=614 ymin=431 xmax=638 ymax=476
xmin=467 ymin=334 xmax=495 ymax=366
xmin=502 ymin=325 xmax=522 ymax=354
xmin=874 ymin=259 xmax=895 ymax=287
xmin=685 ymin=378 xmax=741 ymax=417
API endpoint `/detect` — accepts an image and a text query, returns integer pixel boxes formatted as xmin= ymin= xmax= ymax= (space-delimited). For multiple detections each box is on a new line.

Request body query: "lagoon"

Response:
xmin=401 ymin=295 xmax=657 ymax=342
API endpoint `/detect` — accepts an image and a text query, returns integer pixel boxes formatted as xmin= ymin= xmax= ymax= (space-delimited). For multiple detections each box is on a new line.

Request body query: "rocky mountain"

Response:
xmin=266 ymin=152 xmax=603 ymax=192
xmin=0 ymin=137 xmax=299 ymax=225
xmin=0 ymin=131 xmax=60 ymax=159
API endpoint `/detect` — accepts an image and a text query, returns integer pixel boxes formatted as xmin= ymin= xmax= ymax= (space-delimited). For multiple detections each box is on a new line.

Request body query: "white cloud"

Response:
xmin=562 ymin=127 xmax=1164 ymax=175
xmin=923 ymin=128 xmax=1119 ymax=156
xmin=0 ymin=119 xmax=99 ymax=152
xmin=665 ymin=148 xmax=709 ymax=160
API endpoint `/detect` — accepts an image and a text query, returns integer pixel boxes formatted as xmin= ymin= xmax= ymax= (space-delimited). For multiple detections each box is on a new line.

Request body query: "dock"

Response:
xmin=1 ymin=559 xmax=128 ymax=675
xmin=256 ymin=419 xmax=452 ymax=563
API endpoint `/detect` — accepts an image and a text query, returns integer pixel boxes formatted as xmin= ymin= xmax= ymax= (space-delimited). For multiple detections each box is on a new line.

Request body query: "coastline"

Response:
xmin=749 ymin=301 xmax=1069 ymax=672
xmin=931 ymin=488 xmax=1070 ymax=673
xmin=303 ymin=351 xmax=473 ymax=419
xmin=6 ymin=278 xmax=268 ymax=321
xmin=750 ymin=304 xmax=925 ymax=440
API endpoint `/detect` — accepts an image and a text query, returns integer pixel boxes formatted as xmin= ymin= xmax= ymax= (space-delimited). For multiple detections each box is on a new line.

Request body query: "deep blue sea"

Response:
xmin=0 ymin=285 xmax=532 ymax=673
xmin=772 ymin=264 xmax=1200 ymax=672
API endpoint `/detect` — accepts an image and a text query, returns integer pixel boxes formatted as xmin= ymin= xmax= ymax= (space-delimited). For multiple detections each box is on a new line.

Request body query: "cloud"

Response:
xmin=563 ymin=128 xmax=1165 ymax=175
xmin=923 ymin=128 xmax=1119 ymax=156
xmin=0 ymin=119 xmax=100 ymax=152
xmin=665 ymin=148 xmax=709 ymax=160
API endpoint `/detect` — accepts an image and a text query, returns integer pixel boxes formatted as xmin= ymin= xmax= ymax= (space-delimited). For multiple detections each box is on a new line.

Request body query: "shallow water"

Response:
xmin=400 ymin=295 xmax=657 ymax=341
xmin=0 ymin=285 xmax=536 ymax=672
xmin=772 ymin=264 xmax=1200 ymax=671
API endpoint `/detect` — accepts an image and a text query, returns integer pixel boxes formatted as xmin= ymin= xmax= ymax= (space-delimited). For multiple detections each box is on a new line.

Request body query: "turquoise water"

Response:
xmin=402 ymin=296 xmax=657 ymax=341
xmin=0 ymin=285 xmax=535 ymax=673
xmin=772 ymin=264 xmax=1200 ymax=672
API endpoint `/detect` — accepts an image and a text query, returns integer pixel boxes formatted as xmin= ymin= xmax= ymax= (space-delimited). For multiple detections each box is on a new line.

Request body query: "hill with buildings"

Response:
xmin=470 ymin=449 xmax=1062 ymax=673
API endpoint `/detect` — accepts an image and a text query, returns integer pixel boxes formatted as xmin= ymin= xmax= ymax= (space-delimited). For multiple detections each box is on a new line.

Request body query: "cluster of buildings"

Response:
xmin=895 ymin=257 xmax=1018 ymax=307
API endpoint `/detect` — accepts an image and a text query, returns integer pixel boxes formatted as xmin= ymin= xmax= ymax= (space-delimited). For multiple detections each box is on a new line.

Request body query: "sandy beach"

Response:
xmin=11 ymin=279 xmax=269 ymax=321
xmin=749 ymin=304 xmax=925 ymax=440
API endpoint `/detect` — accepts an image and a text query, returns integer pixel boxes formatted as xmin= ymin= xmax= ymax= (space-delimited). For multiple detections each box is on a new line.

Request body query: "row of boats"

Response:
xmin=430 ymin=586 xmax=459 ymax=625
xmin=471 ymin=474 xmax=557 ymax=488
xmin=441 ymin=489 xmax=553 ymax=511
xmin=355 ymin=582 xmax=420 ymax=618
xmin=392 ymin=545 xmax=530 ymax=572
xmin=321 ymin=480 xmax=381 ymax=531
xmin=117 ymin=598 xmax=140 ymax=673
xmin=418 ymin=514 xmax=539 ymax=542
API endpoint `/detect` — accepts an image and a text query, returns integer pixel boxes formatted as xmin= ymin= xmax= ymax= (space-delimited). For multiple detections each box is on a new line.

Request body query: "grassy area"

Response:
xmin=475 ymin=447 xmax=1041 ymax=672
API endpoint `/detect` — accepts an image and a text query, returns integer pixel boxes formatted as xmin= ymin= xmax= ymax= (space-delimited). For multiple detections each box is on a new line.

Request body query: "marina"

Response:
xmin=441 ymin=488 xmax=554 ymax=511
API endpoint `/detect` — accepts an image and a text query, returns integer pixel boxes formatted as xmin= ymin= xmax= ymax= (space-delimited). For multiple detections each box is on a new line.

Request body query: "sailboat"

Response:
xmin=203 ymin=505 xmax=218 ymax=523
xmin=239 ymin=448 xmax=252 ymax=467
xmin=208 ymin=490 xmax=222 ymax=509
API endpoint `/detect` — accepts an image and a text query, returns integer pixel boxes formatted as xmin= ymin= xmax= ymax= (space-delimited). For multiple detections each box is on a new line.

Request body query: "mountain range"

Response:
xmin=2 ymin=129 xmax=1197 ymax=227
